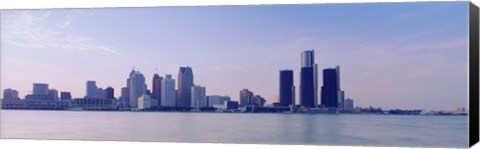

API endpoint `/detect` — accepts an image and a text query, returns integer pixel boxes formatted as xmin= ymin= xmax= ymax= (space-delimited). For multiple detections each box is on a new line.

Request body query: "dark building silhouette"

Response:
xmin=279 ymin=70 xmax=294 ymax=107
xmin=226 ymin=101 xmax=239 ymax=110
xmin=321 ymin=66 xmax=340 ymax=108
xmin=177 ymin=66 xmax=194 ymax=107
xmin=239 ymin=89 xmax=253 ymax=107
xmin=152 ymin=74 xmax=163 ymax=105
xmin=60 ymin=92 xmax=72 ymax=101
xmin=300 ymin=50 xmax=318 ymax=108
xmin=300 ymin=67 xmax=315 ymax=107
xmin=105 ymin=87 xmax=114 ymax=99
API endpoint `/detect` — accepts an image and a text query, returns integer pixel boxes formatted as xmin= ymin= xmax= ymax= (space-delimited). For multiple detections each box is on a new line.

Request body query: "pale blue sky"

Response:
xmin=0 ymin=2 xmax=470 ymax=110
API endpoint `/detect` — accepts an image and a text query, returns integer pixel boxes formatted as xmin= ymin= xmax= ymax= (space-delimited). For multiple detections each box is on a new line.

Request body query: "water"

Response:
xmin=0 ymin=110 xmax=468 ymax=148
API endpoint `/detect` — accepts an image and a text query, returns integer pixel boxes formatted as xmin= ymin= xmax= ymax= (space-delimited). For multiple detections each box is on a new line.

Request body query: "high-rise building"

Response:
xmin=344 ymin=98 xmax=354 ymax=112
xmin=128 ymin=70 xmax=146 ymax=109
xmin=300 ymin=67 xmax=315 ymax=107
xmin=177 ymin=66 xmax=194 ymax=107
xmin=191 ymin=85 xmax=206 ymax=110
xmin=279 ymin=70 xmax=294 ymax=107
xmin=321 ymin=66 xmax=340 ymax=108
xmin=300 ymin=49 xmax=318 ymax=108
xmin=152 ymin=74 xmax=163 ymax=105
xmin=105 ymin=87 xmax=114 ymax=99
xmin=33 ymin=83 xmax=48 ymax=95
xmin=86 ymin=81 xmax=97 ymax=98
xmin=60 ymin=92 xmax=72 ymax=101
xmin=161 ymin=74 xmax=176 ymax=107
xmin=3 ymin=88 xmax=19 ymax=100
xmin=48 ymin=89 xmax=59 ymax=101
xmin=206 ymin=95 xmax=231 ymax=107
xmin=239 ymin=89 xmax=253 ymax=107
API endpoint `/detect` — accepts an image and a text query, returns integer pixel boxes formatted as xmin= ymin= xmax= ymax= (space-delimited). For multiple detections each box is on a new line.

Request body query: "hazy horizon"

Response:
xmin=0 ymin=2 xmax=469 ymax=110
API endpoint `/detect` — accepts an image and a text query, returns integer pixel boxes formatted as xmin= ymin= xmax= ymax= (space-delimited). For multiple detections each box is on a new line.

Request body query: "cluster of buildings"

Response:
xmin=1 ymin=66 xmax=239 ymax=112
xmin=275 ymin=49 xmax=355 ymax=113
xmin=1 ymin=49 xmax=358 ymax=113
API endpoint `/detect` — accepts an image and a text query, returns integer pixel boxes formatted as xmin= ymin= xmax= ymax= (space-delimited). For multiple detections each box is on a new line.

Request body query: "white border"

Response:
xmin=0 ymin=0 xmax=478 ymax=149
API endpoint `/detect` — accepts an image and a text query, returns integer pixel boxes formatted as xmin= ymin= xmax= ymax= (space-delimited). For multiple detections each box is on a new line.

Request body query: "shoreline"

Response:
xmin=0 ymin=109 xmax=468 ymax=116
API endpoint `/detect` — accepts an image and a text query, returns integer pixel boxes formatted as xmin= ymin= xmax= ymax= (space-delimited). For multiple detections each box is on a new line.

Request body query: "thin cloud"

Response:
xmin=1 ymin=10 xmax=117 ymax=55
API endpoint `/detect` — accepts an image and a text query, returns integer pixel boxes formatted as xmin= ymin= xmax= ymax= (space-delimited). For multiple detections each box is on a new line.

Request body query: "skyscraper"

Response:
xmin=128 ymin=70 xmax=146 ymax=109
xmin=86 ymin=81 xmax=97 ymax=98
xmin=321 ymin=66 xmax=340 ymax=108
xmin=3 ymin=88 xmax=19 ymax=100
xmin=105 ymin=87 xmax=114 ymax=99
xmin=152 ymin=73 xmax=163 ymax=105
xmin=161 ymin=74 xmax=176 ymax=107
xmin=279 ymin=70 xmax=294 ymax=107
xmin=239 ymin=89 xmax=253 ymax=107
xmin=33 ymin=83 xmax=48 ymax=95
xmin=300 ymin=50 xmax=318 ymax=108
xmin=191 ymin=85 xmax=206 ymax=110
xmin=177 ymin=66 xmax=194 ymax=107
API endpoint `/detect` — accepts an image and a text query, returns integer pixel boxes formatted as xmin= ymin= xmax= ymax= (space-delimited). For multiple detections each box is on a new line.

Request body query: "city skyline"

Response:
xmin=1 ymin=2 xmax=469 ymax=110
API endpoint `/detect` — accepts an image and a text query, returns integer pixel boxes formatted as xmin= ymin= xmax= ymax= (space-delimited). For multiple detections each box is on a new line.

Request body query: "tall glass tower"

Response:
xmin=279 ymin=70 xmax=294 ymax=107
xmin=152 ymin=74 xmax=163 ymax=106
xmin=300 ymin=49 xmax=318 ymax=108
xmin=128 ymin=70 xmax=146 ymax=109
xmin=321 ymin=66 xmax=340 ymax=108
xmin=177 ymin=66 xmax=194 ymax=107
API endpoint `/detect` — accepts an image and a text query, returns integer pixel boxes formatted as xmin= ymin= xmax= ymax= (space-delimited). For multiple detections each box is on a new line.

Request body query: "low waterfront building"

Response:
xmin=3 ymin=88 xmax=20 ymax=100
xmin=344 ymin=98 xmax=354 ymax=112
xmin=73 ymin=98 xmax=116 ymax=111
xmin=226 ymin=101 xmax=239 ymax=110
xmin=138 ymin=94 xmax=152 ymax=110
xmin=206 ymin=95 xmax=231 ymax=107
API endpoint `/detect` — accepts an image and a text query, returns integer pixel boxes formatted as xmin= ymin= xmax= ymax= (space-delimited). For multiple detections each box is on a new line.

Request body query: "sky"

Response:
xmin=0 ymin=2 xmax=470 ymax=110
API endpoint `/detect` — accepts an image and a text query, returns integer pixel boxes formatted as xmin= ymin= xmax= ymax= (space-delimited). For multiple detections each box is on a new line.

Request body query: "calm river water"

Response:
xmin=0 ymin=110 xmax=468 ymax=148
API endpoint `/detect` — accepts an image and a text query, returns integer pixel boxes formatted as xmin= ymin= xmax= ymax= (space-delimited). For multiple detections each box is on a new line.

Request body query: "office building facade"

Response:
xmin=206 ymin=95 xmax=231 ymax=107
xmin=321 ymin=66 xmax=340 ymax=108
xmin=239 ymin=89 xmax=254 ymax=107
xmin=300 ymin=50 xmax=318 ymax=108
xmin=60 ymin=92 xmax=72 ymax=101
xmin=161 ymin=74 xmax=176 ymax=107
xmin=105 ymin=87 xmax=114 ymax=99
xmin=279 ymin=70 xmax=294 ymax=107
xmin=86 ymin=81 xmax=97 ymax=98
xmin=128 ymin=70 xmax=146 ymax=109
xmin=191 ymin=85 xmax=206 ymax=110
xmin=33 ymin=83 xmax=49 ymax=95
xmin=152 ymin=74 xmax=163 ymax=105
xmin=3 ymin=88 xmax=19 ymax=100
xmin=177 ymin=67 xmax=194 ymax=107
